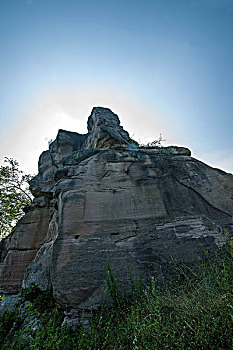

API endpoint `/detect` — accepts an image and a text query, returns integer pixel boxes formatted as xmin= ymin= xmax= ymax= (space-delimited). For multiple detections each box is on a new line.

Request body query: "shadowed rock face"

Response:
xmin=0 ymin=200 xmax=52 ymax=294
xmin=0 ymin=107 xmax=233 ymax=314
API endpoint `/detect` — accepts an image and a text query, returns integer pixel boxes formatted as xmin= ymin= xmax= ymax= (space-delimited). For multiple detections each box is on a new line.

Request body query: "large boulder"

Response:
xmin=0 ymin=107 xmax=233 ymax=319
xmin=48 ymin=148 xmax=233 ymax=311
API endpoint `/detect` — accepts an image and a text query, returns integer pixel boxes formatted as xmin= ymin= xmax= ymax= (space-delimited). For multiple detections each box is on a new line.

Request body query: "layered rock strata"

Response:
xmin=0 ymin=107 xmax=233 ymax=318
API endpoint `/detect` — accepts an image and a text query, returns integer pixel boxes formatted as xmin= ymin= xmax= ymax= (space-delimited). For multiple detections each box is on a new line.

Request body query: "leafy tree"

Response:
xmin=0 ymin=157 xmax=33 ymax=239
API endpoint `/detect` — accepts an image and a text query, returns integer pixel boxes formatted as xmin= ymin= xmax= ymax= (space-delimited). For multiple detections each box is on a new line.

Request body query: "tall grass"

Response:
xmin=0 ymin=238 xmax=232 ymax=349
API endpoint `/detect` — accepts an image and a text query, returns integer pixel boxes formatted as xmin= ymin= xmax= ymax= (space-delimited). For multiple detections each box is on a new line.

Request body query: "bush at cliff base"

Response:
xmin=0 ymin=237 xmax=232 ymax=350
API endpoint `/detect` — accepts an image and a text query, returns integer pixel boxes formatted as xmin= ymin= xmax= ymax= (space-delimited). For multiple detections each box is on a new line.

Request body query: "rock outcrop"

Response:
xmin=0 ymin=107 xmax=233 ymax=320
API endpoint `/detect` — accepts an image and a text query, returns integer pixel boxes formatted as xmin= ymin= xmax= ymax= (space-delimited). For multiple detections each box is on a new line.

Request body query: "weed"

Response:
xmin=0 ymin=239 xmax=232 ymax=349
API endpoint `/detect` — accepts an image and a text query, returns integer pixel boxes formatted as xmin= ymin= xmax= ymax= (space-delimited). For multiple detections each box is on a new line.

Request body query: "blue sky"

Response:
xmin=0 ymin=0 xmax=233 ymax=173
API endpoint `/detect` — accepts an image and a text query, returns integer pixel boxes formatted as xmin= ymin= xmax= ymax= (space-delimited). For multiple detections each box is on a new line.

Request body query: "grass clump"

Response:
xmin=0 ymin=239 xmax=232 ymax=349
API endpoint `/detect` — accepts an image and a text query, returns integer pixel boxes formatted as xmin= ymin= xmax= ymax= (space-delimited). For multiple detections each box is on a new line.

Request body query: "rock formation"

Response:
xmin=0 ymin=107 xmax=233 ymax=322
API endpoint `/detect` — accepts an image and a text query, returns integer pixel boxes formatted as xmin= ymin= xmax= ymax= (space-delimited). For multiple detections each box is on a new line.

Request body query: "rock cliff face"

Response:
xmin=0 ymin=107 xmax=233 ymax=319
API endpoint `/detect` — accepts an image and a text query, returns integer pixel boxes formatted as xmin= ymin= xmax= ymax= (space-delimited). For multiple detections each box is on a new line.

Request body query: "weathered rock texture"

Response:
xmin=1 ymin=107 xmax=233 ymax=315
xmin=0 ymin=197 xmax=52 ymax=294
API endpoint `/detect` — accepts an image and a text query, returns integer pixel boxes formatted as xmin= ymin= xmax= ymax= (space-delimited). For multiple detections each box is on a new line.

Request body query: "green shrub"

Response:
xmin=0 ymin=239 xmax=232 ymax=349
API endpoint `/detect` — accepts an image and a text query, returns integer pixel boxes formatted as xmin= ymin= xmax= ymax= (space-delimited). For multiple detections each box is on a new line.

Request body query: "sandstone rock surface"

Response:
xmin=0 ymin=201 xmax=52 ymax=294
xmin=0 ymin=107 xmax=233 ymax=317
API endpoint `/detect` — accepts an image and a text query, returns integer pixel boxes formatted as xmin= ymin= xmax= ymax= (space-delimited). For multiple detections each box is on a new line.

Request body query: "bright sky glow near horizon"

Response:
xmin=0 ymin=0 xmax=233 ymax=174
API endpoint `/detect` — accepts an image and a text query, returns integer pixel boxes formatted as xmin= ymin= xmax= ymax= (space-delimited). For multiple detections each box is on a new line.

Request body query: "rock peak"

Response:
xmin=84 ymin=106 xmax=134 ymax=149
xmin=88 ymin=107 xmax=120 ymax=132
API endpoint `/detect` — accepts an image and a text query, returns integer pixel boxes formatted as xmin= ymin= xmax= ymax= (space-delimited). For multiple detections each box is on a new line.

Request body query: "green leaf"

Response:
xmin=0 ymin=157 xmax=33 ymax=239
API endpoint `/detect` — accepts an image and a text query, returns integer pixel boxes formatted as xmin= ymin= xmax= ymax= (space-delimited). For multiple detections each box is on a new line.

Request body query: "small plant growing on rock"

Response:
xmin=139 ymin=133 xmax=166 ymax=148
